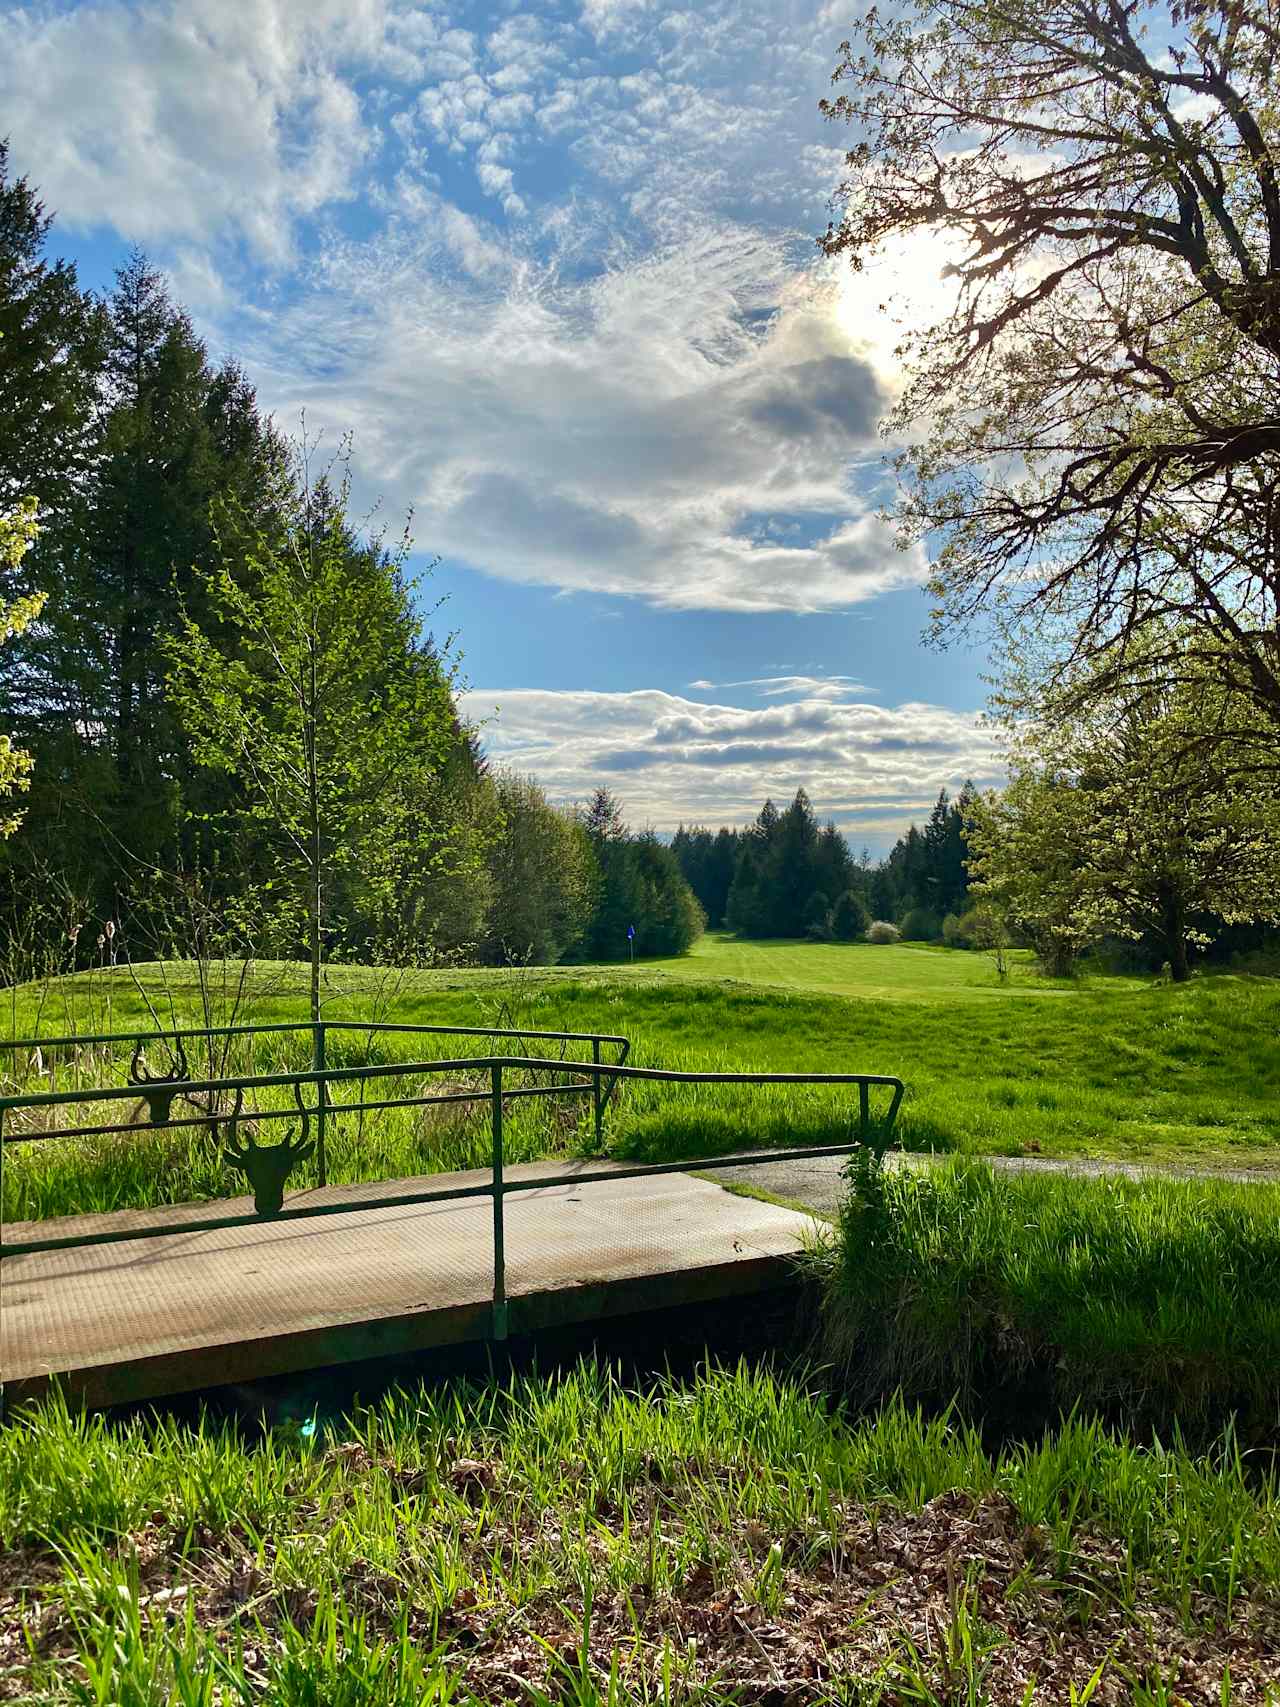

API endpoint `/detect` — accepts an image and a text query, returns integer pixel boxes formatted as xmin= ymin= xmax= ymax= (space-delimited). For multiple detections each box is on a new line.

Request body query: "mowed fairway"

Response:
xmin=636 ymin=931 xmax=1128 ymax=1001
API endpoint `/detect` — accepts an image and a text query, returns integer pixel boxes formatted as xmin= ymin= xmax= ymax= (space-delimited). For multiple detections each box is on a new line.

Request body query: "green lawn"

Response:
xmin=2 ymin=938 xmax=1278 ymax=1225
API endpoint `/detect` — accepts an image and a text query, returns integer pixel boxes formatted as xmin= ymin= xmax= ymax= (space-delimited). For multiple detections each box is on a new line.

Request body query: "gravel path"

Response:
xmin=709 ymin=1150 xmax=1280 ymax=1217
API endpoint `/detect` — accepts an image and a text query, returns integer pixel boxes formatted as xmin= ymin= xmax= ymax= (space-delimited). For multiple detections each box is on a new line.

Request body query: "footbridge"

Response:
xmin=0 ymin=1020 xmax=903 ymax=1409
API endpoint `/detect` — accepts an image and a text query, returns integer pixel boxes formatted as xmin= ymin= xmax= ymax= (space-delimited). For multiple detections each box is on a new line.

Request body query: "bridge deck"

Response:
xmin=1 ymin=1163 xmax=819 ymax=1409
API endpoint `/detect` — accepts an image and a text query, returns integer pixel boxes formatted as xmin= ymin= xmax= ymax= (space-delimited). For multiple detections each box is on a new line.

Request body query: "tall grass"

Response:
xmin=818 ymin=1158 xmax=1280 ymax=1438
xmin=4 ymin=1362 xmax=1280 ymax=1701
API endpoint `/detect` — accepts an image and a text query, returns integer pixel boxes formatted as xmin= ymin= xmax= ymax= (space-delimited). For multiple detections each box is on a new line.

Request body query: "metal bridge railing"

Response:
xmin=0 ymin=1018 xmax=631 ymax=1185
xmin=0 ymin=1037 xmax=904 ymax=1342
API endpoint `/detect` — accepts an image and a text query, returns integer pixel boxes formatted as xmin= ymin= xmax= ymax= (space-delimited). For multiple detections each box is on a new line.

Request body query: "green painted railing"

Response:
xmin=0 ymin=1019 xmax=632 ymax=1184
xmin=0 ymin=1024 xmax=904 ymax=1343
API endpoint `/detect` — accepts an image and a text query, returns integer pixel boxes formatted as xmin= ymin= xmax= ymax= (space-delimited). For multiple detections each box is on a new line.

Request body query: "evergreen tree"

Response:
xmin=672 ymin=823 xmax=742 ymax=929
xmin=814 ymin=821 xmax=855 ymax=911
xmin=803 ymin=889 xmax=832 ymax=940
xmin=631 ymin=832 xmax=704 ymax=956
xmin=830 ymin=889 xmax=871 ymax=942
xmin=707 ymin=827 xmax=739 ymax=927
xmin=583 ymin=785 xmax=627 ymax=848
xmin=764 ymin=788 xmax=822 ymax=937
xmin=0 ymin=142 xmax=107 ymax=522
xmin=6 ymin=247 xmax=283 ymax=932
xmin=725 ymin=826 xmax=770 ymax=937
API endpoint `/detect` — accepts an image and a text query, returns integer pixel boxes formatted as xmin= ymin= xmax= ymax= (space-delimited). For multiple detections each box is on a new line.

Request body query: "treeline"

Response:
xmin=677 ymin=763 xmax=1280 ymax=979
xmin=674 ymin=786 xmax=976 ymax=944
xmin=0 ymin=146 xmax=701 ymax=979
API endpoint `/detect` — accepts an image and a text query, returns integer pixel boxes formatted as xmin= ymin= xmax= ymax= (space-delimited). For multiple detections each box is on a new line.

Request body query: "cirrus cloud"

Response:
xmin=242 ymin=219 xmax=923 ymax=612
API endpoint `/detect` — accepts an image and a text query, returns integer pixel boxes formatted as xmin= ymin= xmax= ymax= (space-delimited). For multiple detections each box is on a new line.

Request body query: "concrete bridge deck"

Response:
xmin=1 ymin=1162 xmax=820 ymax=1409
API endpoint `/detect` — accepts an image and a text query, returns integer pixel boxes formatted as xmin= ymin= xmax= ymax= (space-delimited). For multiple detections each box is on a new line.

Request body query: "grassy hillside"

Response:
xmin=2 ymin=939 xmax=1278 ymax=1224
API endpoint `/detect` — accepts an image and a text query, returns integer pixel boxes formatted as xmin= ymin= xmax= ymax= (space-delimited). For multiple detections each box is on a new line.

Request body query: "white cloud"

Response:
xmin=9 ymin=0 xmax=947 ymax=620
xmin=238 ymin=219 xmax=922 ymax=612
xmin=0 ymin=0 xmax=403 ymax=264
xmin=461 ymin=684 xmax=1000 ymax=847
xmin=716 ymin=675 xmax=869 ymax=700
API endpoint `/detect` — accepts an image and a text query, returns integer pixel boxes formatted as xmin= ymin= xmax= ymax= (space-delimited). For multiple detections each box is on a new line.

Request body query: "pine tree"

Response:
xmin=9 ymin=250 xmax=284 ymax=929
xmin=830 ymin=889 xmax=871 ymax=942
xmin=765 ymin=788 xmax=822 ymax=937
xmin=583 ymin=785 xmax=627 ymax=849
xmin=0 ymin=142 xmax=107 ymax=522
xmin=707 ymin=828 xmax=739 ymax=928
xmin=725 ymin=829 xmax=769 ymax=937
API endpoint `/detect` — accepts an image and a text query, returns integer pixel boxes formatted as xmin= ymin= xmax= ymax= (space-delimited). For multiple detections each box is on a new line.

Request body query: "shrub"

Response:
xmin=865 ymin=919 xmax=900 ymax=944
xmin=943 ymin=904 xmax=1008 ymax=951
xmin=899 ymin=906 xmax=941 ymax=942
xmin=830 ymin=889 xmax=871 ymax=942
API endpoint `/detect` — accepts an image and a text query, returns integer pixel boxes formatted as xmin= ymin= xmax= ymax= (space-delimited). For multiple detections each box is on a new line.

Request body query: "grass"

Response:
xmin=7 ymin=949 xmax=1280 ymax=1699
xmin=818 ymin=1157 xmax=1280 ymax=1440
xmin=2 ymin=939 xmax=1278 ymax=1226
xmin=639 ymin=934 xmax=1139 ymax=1003
xmin=3 ymin=1361 xmax=1280 ymax=1703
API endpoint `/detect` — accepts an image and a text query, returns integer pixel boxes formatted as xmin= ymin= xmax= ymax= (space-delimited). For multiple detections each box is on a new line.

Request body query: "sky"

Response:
xmin=1 ymin=0 xmax=1002 ymax=853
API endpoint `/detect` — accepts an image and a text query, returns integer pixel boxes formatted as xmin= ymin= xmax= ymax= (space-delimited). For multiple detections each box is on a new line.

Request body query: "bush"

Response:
xmin=899 ymin=906 xmax=941 ymax=942
xmin=943 ymin=904 xmax=1008 ymax=951
xmin=865 ymin=919 xmax=901 ymax=944
xmin=830 ymin=890 xmax=871 ymax=942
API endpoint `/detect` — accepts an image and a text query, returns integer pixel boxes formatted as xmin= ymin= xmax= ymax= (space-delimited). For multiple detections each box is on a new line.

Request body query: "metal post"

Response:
xmin=491 ymin=1061 xmax=508 ymax=1340
xmin=0 ymin=1106 xmax=6 ymax=1422
xmin=313 ymin=1020 xmax=328 ymax=1187
xmin=592 ymin=1037 xmax=603 ymax=1148
xmin=859 ymin=1080 xmax=870 ymax=1146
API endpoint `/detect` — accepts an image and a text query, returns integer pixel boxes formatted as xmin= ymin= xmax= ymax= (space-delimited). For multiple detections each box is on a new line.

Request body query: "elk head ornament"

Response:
xmin=221 ymin=1084 xmax=315 ymax=1218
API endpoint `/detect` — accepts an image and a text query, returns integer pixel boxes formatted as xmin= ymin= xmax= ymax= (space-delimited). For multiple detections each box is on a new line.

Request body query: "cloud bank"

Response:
xmin=461 ymin=681 xmax=1001 ymax=848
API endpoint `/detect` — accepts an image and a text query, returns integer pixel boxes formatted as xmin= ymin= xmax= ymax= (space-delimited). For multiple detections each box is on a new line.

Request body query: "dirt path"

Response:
xmin=710 ymin=1150 xmax=1280 ymax=1217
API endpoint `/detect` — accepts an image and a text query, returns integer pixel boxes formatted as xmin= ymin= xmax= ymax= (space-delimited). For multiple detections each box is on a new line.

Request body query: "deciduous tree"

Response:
xmin=821 ymin=0 xmax=1280 ymax=743
xmin=166 ymin=445 xmax=469 ymax=1021
xmin=968 ymin=644 xmax=1280 ymax=976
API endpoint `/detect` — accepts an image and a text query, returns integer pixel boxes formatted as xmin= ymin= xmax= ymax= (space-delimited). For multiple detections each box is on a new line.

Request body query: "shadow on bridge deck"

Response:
xmin=1 ymin=1163 xmax=822 ymax=1411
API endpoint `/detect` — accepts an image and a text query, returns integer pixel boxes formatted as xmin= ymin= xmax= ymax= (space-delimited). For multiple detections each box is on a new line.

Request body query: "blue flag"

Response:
xmin=627 ymin=924 xmax=635 ymax=940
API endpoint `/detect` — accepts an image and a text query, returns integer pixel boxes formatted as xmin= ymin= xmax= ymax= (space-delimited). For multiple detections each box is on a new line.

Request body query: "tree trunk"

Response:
xmin=1167 ymin=922 xmax=1190 ymax=982
xmin=1162 ymin=889 xmax=1190 ymax=982
xmin=307 ymin=636 xmax=321 ymax=1026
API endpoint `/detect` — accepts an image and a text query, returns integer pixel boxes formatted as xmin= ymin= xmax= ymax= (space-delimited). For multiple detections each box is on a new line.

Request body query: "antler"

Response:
xmin=279 ymin=1082 xmax=315 ymax=1162
xmin=221 ymin=1084 xmax=314 ymax=1218
xmin=129 ymin=1034 xmax=190 ymax=1085
xmin=129 ymin=1034 xmax=194 ymax=1125
xmin=219 ymin=1087 xmax=248 ymax=1162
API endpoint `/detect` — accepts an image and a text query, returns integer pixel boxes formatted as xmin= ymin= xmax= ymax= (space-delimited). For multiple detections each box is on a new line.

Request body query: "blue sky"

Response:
xmin=1 ymin=0 xmax=999 ymax=851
